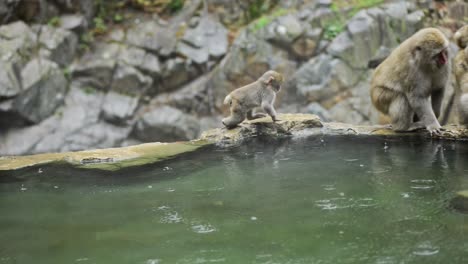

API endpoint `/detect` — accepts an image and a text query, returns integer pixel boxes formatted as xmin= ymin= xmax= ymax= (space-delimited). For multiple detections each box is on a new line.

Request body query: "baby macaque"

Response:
xmin=222 ymin=70 xmax=283 ymax=129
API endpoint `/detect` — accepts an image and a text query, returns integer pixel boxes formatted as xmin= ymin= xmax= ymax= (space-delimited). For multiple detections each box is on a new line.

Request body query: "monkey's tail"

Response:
xmin=223 ymin=95 xmax=232 ymax=105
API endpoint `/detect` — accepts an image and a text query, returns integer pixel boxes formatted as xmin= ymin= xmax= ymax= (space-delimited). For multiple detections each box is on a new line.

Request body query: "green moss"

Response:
xmin=83 ymin=86 xmax=97 ymax=95
xmin=166 ymin=0 xmax=185 ymax=13
xmin=47 ymin=16 xmax=61 ymax=27
xmin=252 ymin=8 xmax=288 ymax=32
xmin=323 ymin=19 xmax=345 ymax=40
xmin=324 ymin=0 xmax=384 ymax=40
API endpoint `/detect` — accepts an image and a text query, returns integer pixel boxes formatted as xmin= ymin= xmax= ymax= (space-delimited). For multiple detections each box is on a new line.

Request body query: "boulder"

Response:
xmin=304 ymin=102 xmax=331 ymax=122
xmin=201 ymin=113 xmax=323 ymax=145
xmin=61 ymin=122 xmax=132 ymax=152
xmin=151 ymin=74 xmax=212 ymax=115
xmin=30 ymin=83 xmax=105 ymax=154
xmin=36 ymin=25 xmax=78 ymax=66
xmin=9 ymin=59 xmax=67 ymax=124
xmin=0 ymin=61 xmax=21 ymax=98
xmin=159 ymin=57 xmax=200 ymax=93
xmin=289 ymin=54 xmax=359 ymax=103
xmin=177 ymin=15 xmax=229 ymax=64
xmin=0 ymin=21 xmax=36 ymax=65
xmin=58 ymin=14 xmax=88 ymax=34
xmin=110 ymin=64 xmax=153 ymax=96
xmin=327 ymin=2 xmax=423 ymax=70
xmin=101 ymin=91 xmax=139 ymax=125
xmin=71 ymin=43 xmax=120 ymax=90
xmin=133 ymin=106 xmax=200 ymax=142
xmin=265 ymin=14 xmax=304 ymax=46
xmin=0 ymin=116 xmax=60 ymax=156
xmin=126 ymin=20 xmax=177 ymax=56
xmin=71 ymin=59 xmax=116 ymax=91
xmin=118 ymin=46 xmax=161 ymax=77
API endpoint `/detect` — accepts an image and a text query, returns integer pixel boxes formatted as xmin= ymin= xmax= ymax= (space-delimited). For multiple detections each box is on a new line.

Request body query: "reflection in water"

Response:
xmin=0 ymin=136 xmax=468 ymax=263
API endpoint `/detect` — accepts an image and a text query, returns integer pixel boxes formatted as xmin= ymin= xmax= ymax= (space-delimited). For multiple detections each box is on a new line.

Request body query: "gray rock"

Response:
xmin=0 ymin=61 xmax=20 ymax=98
xmin=109 ymin=28 xmax=126 ymax=43
xmin=119 ymin=46 xmax=162 ymax=76
xmin=328 ymin=11 xmax=380 ymax=69
xmin=0 ymin=21 xmax=36 ymax=65
xmin=110 ymin=64 xmax=153 ymax=96
xmin=178 ymin=15 xmax=229 ymax=63
xmin=291 ymin=54 xmax=358 ymax=103
xmin=59 ymin=14 xmax=88 ymax=34
xmin=31 ymin=83 xmax=105 ymax=153
xmin=61 ymin=122 xmax=132 ymax=152
xmin=405 ymin=10 xmax=425 ymax=34
xmin=304 ymin=102 xmax=331 ymax=122
xmin=176 ymin=41 xmax=209 ymax=64
xmin=36 ymin=25 xmax=78 ymax=66
xmin=317 ymin=0 xmax=332 ymax=8
xmin=159 ymin=57 xmax=200 ymax=93
xmin=126 ymin=21 xmax=177 ymax=56
xmin=0 ymin=116 xmax=60 ymax=155
xmin=329 ymin=100 xmax=369 ymax=124
xmin=266 ymin=15 xmax=304 ymax=45
xmin=291 ymin=26 xmax=322 ymax=58
xmin=199 ymin=115 xmax=222 ymax=132
xmin=72 ymin=59 xmax=116 ymax=90
xmin=101 ymin=91 xmax=139 ymax=125
xmin=134 ymin=106 xmax=200 ymax=142
xmin=327 ymin=2 xmax=421 ymax=70
xmin=13 ymin=59 xmax=67 ymax=124
xmin=152 ymin=74 xmax=212 ymax=115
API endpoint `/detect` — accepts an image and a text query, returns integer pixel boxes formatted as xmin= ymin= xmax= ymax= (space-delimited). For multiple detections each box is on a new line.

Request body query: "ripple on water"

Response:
xmin=410 ymin=179 xmax=436 ymax=190
xmin=316 ymin=197 xmax=377 ymax=210
xmin=191 ymin=224 xmax=217 ymax=234
xmin=160 ymin=211 xmax=183 ymax=223
xmin=322 ymin=184 xmax=336 ymax=191
xmin=146 ymin=259 xmax=160 ymax=264
xmin=412 ymin=241 xmax=439 ymax=256
xmin=375 ymin=256 xmax=398 ymax=264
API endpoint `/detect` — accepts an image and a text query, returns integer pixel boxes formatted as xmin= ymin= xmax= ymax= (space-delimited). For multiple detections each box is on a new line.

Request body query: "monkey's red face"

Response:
xmin=435 ymin=49 xmax=448 ymax=67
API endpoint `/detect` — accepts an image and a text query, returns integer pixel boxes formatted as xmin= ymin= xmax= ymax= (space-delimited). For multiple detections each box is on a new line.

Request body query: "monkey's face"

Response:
xmin=270 ymin=79 xmax=282 ymax=92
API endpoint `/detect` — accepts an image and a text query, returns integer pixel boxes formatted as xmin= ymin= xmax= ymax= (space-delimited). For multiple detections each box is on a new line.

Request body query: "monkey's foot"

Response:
xmin=408 ymin=121 xmax=426 ymax=131
xmin=247 ymin=113 xmax=267 ymax=120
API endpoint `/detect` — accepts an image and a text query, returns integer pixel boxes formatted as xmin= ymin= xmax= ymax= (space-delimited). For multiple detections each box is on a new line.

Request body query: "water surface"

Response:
xmin=1 ymin=136 xmax=468 ymax=264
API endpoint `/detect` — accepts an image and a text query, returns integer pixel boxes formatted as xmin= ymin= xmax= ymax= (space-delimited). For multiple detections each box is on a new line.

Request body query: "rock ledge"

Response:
xmin=1 ymin=113 xmax=468 ymax=172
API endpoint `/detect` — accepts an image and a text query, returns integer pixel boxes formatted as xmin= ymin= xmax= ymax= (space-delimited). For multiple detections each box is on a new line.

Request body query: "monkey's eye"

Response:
xmin=415 ymin=46 xmax=422 ymax=51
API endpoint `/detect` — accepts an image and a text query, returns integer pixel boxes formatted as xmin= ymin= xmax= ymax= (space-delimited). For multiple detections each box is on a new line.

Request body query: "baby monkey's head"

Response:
xmin=259 ymin=70 xmax=283 ymax=92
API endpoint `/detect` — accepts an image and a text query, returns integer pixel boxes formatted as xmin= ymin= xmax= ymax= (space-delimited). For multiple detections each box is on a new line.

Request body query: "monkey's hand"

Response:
xmin=426 ymin=123 xmax=442 ymax=136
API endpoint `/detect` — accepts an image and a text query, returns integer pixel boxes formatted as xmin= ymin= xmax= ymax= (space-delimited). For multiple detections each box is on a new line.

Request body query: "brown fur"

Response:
xmin=222 ymin=71 xmax=283 ymax=129
xmin=370 ymin=28 xmax=451 ymax=134
xmin=454 ymin=25 xmax=468 ymax=126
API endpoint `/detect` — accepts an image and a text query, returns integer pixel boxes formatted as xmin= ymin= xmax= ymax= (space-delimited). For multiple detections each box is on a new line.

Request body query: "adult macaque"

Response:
xmin=370 ymin=28 xmax=451 ymax=135
xmin=222 ymin=70 xmax=283 ymax=129
xmin=453 ymin=25 xmax=468 ymax=126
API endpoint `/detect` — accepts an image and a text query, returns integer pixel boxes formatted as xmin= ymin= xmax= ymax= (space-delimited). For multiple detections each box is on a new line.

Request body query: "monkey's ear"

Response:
xmin=267 ymin=76 xmax=275 ymax=84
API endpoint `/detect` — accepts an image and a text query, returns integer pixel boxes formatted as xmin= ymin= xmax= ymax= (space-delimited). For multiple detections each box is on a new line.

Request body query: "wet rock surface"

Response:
xmin=2 ymin=113 xmax=468 ymax=172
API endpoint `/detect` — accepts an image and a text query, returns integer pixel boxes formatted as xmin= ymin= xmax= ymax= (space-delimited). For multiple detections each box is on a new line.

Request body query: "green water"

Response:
xmin=1 ymin=136 xmax=468 ymax=264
